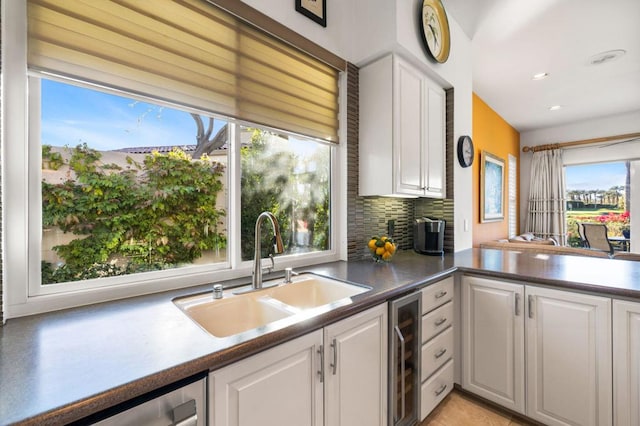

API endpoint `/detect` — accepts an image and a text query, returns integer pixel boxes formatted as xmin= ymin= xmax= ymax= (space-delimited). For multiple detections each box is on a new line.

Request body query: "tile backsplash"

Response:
xmin=346 ymin=62 xmax=454 ymax=260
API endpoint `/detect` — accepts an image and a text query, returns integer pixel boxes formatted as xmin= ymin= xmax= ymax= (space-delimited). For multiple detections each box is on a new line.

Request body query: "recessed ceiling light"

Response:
xmin=532 ymin=72 xmax=549 ymax=80
xmin=589 ymin=49 xmax=626 ymax=65
xmin=549 ymin=105 xmax=562 ymax=111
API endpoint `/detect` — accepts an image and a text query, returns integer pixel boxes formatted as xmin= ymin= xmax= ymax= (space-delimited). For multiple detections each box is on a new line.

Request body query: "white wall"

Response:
xmin=520 ymin=110 xmax=640 ymax=249
xmin=241 ymin=0 xmax=474 ymax=251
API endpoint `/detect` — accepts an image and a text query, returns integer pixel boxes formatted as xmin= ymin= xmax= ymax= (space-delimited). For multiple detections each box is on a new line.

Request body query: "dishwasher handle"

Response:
xmin=171 ymin=399 xmax=197 ymax=426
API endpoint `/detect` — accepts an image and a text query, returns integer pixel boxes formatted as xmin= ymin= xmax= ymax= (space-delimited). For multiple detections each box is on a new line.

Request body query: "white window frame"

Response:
xmin=508 ymin=154 xmax=517 ymax=237
xmin=2 ymin=1 xmax=347 ymax=318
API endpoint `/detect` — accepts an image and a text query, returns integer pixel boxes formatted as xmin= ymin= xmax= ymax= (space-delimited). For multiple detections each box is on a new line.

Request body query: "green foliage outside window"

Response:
xmin=240 ymin=129 xmax=330 ymax=260
xmin=41 ymin=144 xmax=226 ymax=283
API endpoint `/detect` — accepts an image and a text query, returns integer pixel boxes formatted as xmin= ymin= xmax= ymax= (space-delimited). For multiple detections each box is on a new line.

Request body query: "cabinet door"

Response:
xmin=210 ymin=330 xmax=323 ymax=426
xmin=424 ymin=80 xmax=445 ymax=198
xmin=461 ymin=276 xmax=525 ymax=413
xmin=394 ymin=57 xmax=425 ymax=196
xmin=613 ymin=300 xmax=640 ymax=426
xmin=526 ymin=286 xmax=612 ymax=426
xmin=324 ymin=303 xmax=388 ymax=426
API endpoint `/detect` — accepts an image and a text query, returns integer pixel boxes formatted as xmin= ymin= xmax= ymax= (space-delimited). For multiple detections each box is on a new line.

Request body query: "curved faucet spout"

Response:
xmin=253 ymin=212 xmax=284 ymax=289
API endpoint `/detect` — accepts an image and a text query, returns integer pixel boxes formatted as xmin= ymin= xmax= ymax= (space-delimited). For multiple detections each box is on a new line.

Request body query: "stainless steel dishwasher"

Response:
xmin=389 ymin=291 xmax=422 ymax=426
xmin=77 ymin=373 xmax=206 ymax=425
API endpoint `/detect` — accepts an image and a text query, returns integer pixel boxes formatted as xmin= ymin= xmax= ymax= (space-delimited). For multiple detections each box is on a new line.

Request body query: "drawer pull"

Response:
xmin=434 ymin=317 xmax=447 ymax=326
xmin=435 ymin=290 xmax=448 ymax=299
xmin=434 ymin=384 xmax=447 ymax=396
xmin=434 ymin=348 xmax=447 ymax=359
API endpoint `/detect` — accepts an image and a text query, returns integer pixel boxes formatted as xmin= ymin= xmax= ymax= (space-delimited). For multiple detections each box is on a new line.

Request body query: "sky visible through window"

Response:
xmin=565 ymin=162 xmax=626 ymax=191
xmin=41 ymin=79 xmax=226 ymax=151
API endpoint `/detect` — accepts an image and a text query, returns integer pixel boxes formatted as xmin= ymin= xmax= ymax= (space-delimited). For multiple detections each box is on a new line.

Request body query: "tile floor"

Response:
xmin=420 ymin=390 xmax=535 ymax=425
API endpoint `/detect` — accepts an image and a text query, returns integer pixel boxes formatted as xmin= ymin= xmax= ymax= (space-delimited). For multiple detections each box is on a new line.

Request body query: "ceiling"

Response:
xmin=442 ymin=0 xmax=640 ymax=133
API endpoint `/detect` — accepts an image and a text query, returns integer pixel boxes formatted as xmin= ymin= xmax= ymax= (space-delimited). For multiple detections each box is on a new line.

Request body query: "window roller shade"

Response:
xmin=28 ymin=0 xmax=339 ymax=142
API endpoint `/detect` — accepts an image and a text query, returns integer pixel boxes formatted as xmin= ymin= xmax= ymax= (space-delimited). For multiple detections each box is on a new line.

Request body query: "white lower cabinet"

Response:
xmin=209 ymin=303 xmax=387 ymax=426
xmin=462 ymin=276 xmax=612 ymax=426
xmin=613 ymin=300 xmax=640 ymax=426
xmin=462 ymin=276 xmax=525 ymax=413
xmin=526 ymin=285 xmax=611 ymax=426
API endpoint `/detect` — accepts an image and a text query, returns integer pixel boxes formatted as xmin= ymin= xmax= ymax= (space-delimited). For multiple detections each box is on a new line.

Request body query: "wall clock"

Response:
xmin=457 ymin=136 xmax=474 ymax=167
xmin=420 ymin=0 xmax=451 ymax=63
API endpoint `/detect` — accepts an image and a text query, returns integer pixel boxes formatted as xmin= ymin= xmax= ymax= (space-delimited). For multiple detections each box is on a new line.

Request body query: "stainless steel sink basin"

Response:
xmin=173 ymin=273 xmax=370 ymax=338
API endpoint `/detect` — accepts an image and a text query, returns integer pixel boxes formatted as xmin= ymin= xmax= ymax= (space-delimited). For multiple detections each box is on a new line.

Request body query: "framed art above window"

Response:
xmin=296 ymin=0 xmax=327 ymax=27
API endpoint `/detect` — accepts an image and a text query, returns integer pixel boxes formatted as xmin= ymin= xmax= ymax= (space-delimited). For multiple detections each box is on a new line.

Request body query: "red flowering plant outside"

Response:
xmin=566 ymin=211 xmax=630 ymax=247
xmin=595 ymin=211 xmax=630 ymax=236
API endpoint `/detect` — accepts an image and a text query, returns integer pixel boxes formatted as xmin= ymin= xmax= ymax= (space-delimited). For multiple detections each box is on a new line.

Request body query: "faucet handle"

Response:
xmin=264 ymin=253 xmax=275 ymax=274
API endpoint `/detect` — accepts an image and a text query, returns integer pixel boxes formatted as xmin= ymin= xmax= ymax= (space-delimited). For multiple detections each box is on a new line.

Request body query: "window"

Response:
xmin=3 ymin=0 xmax=341 ymax=316
xmin=508 ymin=154 xmax=517 ymax=237
xmin=31 ymin=76 xmax=333 ymax=296
xmin=39 ymin=78 xmax=229 ymax=285
xmin=565 ymin=162 xmax=629 ymax=247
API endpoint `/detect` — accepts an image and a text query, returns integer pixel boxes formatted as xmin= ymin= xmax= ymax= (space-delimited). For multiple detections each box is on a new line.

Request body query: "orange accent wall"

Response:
xmin=472 ymin=94 xmax=520 ymax=247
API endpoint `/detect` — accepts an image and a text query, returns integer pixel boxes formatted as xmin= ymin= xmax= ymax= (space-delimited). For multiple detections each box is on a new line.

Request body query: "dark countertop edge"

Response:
xmin=454 ymin=266 xmax=640 ymax=299
xmin=8 ymin=249 xmax=640 ymax=425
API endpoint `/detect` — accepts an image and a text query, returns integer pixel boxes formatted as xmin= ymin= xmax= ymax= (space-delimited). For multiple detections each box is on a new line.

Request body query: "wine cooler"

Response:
xmin=389 ymin=291 xmax=422 ymax=426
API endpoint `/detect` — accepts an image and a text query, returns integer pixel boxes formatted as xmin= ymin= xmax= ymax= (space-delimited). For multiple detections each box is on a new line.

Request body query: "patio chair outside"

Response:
xmin=577 ymin=223 xmax=588 ymax=247
xmin=581 ymin=223 xmax=614 ymax=256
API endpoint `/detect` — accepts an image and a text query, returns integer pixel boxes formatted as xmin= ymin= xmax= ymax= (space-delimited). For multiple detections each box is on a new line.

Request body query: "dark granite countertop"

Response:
xmin=1 ymin=248 xmax=639 ymax=425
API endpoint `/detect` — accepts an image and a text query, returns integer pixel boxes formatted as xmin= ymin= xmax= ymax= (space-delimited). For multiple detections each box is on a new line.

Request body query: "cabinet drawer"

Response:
xmin=421 ymin=326 xmax=453 ymax=382
xmin=422 ymin=277 xmax=453 ymax=314
xmin=421 ymin=359 xmax=454 ymax=420
xmin=422 ymin=301 xmax=453 ymax=343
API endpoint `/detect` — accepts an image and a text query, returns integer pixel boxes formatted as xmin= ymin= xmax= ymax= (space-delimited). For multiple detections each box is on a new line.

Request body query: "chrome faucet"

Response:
xmin=252 ymin=212 xmax=284 ymax=290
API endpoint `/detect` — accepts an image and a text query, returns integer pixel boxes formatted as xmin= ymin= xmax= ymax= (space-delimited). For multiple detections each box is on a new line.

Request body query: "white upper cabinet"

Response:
xmin=359 ymin=54 xmax=446 ymax=198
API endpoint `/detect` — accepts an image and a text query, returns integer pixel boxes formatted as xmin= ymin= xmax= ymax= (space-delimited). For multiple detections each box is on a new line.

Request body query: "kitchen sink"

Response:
xmin=269 ymin=274 xmax=369 ymax=309
xmin=173 ymin=273 xmax=370 ymax=338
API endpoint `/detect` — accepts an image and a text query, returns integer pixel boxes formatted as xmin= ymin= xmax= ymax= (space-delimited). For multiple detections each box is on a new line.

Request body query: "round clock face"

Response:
xmin=421 ymin=0 xmax=451 ymax=63
xmin=457 ymin=136 xmax=474 ymax=167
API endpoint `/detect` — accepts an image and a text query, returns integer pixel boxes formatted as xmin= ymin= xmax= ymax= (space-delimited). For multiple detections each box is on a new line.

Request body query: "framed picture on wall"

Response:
xmin=295 ymin=0 xmax=326 ymax=27
xmin=481 ymin=151 xmax=505 ymax=222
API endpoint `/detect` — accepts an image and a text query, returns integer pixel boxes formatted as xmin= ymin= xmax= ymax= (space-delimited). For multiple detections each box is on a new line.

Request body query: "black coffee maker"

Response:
xmin=413 ymin=217 xmax=445 ymax=256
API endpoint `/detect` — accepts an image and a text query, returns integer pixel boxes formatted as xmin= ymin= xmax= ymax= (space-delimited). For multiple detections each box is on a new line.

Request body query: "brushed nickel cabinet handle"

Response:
xmin=434 ymin=348 xmax=447 ymax=359
xmin=434 ymin=384 xmax=447 ymax=396
xmin=528 ymin=295 xmax=534 ymax=319
xmin=515 ymin=293 xmax=521 ymax=316
xmin=435 ymin=317 xmax=447 ymax=326
xmin=317 ymin=345 xmax=324 ymax=383
xmin=435 ymin=290 xmax=447 ymax=299
xmin=330 ymin=338 xmax=337 ymax=375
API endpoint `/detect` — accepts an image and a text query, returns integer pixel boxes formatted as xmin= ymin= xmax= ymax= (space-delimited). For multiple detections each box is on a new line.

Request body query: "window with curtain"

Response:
xmin=565 ymin=161 xmax=629 ymax=249
xmin=3 ymin=0 xmax=341 ymax=307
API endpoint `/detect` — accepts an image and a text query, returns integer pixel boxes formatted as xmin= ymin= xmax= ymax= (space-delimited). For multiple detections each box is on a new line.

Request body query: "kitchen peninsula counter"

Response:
xmin=1 ymin=248 xmax=639 ymax=425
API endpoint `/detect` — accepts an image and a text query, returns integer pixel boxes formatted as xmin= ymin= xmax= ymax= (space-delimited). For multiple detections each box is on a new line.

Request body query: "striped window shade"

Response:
xmin=27 ymin=0 xmax=340 ymax=142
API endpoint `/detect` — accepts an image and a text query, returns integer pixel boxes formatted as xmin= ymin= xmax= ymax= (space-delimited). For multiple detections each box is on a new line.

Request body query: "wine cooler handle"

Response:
xmin=394 ymin=325 xmax=406 ymax=421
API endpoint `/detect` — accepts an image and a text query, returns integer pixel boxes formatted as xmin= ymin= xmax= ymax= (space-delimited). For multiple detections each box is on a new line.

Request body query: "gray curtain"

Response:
xmin=525 ymin=149 xmax=567 ymax=245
